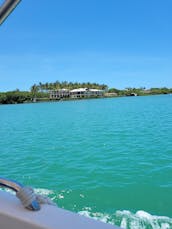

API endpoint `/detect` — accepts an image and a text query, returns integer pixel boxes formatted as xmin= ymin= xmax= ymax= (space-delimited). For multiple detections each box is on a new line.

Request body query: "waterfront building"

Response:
xmin=70 ymin=88 xmax=89 ymax=98
xmin=130 ymin=93 xmax=137 ymax=96
xmin=49 ymin=88 xmax=104 ymax=99
xmin=89 ymin=89 xmax=104 ymax=97
xmin=70 ymin=88 xmax=104 ymax=98
xmin=49 ymin=89 xmax=70 ymax=99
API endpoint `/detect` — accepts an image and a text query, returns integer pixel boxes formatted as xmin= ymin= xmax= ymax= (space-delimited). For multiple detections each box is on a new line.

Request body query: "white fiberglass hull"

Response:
xmin=0 ymin=191 xmax=121 ymax=229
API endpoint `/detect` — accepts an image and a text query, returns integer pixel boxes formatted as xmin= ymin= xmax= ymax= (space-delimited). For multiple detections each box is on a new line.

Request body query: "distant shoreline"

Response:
xmin=0 ymin=93 xmax=171 ymax=106
xmin=1 ymin=81 xmax=172 ymax=105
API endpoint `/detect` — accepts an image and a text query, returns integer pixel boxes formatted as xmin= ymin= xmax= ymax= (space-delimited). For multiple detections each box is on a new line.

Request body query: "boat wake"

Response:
xmin=20 ymin=189 xmax=172 ymax=229
xmin=1 ymin=187 xmax=172 ymax=229
xmin=78 ymin=209 xmax=172 ymax=229
xmin=34 ymin=188 xmax=54 ymax=196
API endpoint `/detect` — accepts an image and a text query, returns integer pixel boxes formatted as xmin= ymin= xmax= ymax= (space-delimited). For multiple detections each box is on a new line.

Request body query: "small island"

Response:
xmin=0 ymin=81 xmax=172 ymax=104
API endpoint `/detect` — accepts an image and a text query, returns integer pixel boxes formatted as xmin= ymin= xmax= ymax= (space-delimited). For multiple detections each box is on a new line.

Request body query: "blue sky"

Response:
xmin=0 ymin=0 xmax=172 ymax=91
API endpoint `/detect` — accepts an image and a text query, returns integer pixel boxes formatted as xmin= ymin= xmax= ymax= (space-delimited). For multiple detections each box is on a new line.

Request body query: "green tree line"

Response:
xmin=1 ymin=82 xmax=172 ymax=104
xmin=107 ymin=87 xmax=172 ymax=96
xmin=0 ymin=90 xmax=49 ymax=104
xmin=31 ymin=81 xmax=108 ymax=92
xmin=0 ymin=81 xmax=108 ymax=104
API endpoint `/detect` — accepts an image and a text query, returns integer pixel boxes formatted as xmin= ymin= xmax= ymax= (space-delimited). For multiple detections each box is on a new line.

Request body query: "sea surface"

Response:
xmin=0 ymin=95 xmax=172 ymax=229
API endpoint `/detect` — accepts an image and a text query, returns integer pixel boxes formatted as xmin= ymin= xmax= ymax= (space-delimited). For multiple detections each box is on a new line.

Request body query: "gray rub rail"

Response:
xmin=0 ymin=0 xmax=21 ymax=25
xmin=0 ymin=177 xmax=40 ymax=211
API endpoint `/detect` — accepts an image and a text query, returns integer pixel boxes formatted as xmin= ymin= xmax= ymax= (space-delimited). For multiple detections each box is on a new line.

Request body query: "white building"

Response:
xmin=89 ymin=89 xmax=104 ymax=97
xmin=50 ymin=89 xmax=70 ymax=99
xmin=50 ymin=88 xmax=104 ymax=99
xmin=70 ymin=88 xmax=89 ymax=98
xmin=70 ymin=88 xmax=104 ymax=98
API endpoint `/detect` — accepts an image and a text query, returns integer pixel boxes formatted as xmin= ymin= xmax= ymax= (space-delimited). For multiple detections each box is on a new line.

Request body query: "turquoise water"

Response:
xmin=0 ymin=95 xmax=172 ymax=228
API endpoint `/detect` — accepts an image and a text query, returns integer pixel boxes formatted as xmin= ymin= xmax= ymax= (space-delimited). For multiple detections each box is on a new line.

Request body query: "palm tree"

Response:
xmin=30 ymin=84 xmax=39 ymax=99
xmin=39 ymin=82 xmax=43 ymax=92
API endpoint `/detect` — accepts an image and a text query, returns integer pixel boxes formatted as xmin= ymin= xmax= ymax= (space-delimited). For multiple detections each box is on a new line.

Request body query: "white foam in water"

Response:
xmin=1 ymin=187 xmax=171 ymax=229
xmin=78 ymin=209 xmax=112 ymax=225
xmin=34 ymin=188 xmax=54 ymax=196
xmin=78 ymin=209 xmax=172 ymax=229
xmin=1 ymin=187 xmax=55 ymax=197
xmin=0 ymin=187 xmax=14 ymax=194
xmin=116 ymin=210 xmax=172 ymax=229
xmin=120 ymin=218 xmax=127 ymax=228
xmin=58 ymin=194 xmax=64 ymax=199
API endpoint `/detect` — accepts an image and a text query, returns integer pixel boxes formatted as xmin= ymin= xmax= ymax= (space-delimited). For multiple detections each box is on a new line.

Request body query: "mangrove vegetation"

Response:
xmin=0 ymin=81 xmax=172 ymax=104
